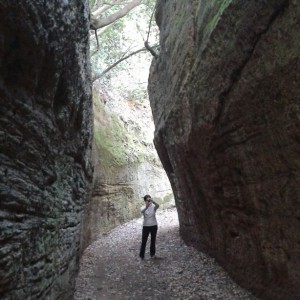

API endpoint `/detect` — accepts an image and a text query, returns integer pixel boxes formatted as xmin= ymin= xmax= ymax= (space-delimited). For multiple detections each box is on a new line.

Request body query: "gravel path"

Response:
xmin=74 ymin=208 xmax=257 ymax=300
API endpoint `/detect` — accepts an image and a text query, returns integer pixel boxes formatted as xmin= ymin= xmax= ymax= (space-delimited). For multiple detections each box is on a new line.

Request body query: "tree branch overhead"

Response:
xmin=91 ymin=0 xmax=142 ymax=30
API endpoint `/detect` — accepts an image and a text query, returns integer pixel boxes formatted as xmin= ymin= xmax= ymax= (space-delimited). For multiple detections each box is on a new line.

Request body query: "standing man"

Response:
xmin=139 ymin=194 xmax=160 ymax=260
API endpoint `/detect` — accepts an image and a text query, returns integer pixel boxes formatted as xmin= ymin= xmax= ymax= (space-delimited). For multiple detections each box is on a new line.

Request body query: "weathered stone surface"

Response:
xmin=149 ymin=0 xmax=300 ymax=299
xmin=0 ymin=1 xmax=93 ymax=299
xmin=82 ymin=89 xmax=173 ymax=242
xmin=87 ymin=157 xmax=174 ymax=241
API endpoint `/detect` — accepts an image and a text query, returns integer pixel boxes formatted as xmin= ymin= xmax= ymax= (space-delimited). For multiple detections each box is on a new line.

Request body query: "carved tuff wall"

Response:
xmin=149 ymin=0 xmax=300 ymax=299
xmin=84 ymin=89 xmax=174 ymax=242
xmin=0 ymin=0 xmax=93 ymax=298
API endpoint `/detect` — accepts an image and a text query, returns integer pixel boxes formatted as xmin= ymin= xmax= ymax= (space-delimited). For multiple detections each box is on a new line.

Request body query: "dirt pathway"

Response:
xmin=74 ymin=208 xmax=257 ymax=300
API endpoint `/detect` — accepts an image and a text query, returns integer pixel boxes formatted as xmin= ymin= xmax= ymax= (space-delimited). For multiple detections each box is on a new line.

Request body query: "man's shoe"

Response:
xmin=151 ymin=255 xmax=162 ymax=260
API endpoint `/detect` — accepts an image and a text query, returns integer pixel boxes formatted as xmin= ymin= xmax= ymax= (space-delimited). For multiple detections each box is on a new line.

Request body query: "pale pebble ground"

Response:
xmin=74 ymin=208 xmax=257 ymax=300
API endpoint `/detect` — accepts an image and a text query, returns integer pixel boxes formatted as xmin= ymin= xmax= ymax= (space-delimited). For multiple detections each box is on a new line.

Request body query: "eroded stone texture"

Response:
xmin=87 ymin=153 xmax=174 ymax=241
xmin=82 ymin=89 xmax=174 ymax=243
xmin=149 ymin=0 xmax=300 ymax=299
xmin=0 ymin=1 xmax=93 ymax=298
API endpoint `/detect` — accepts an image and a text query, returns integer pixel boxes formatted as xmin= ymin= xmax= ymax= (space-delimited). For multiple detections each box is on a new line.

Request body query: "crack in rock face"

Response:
xmin=0 ymin=1 xmax=93 ymax=298
xmin=149 ymin=0 xmax=300 ymax=299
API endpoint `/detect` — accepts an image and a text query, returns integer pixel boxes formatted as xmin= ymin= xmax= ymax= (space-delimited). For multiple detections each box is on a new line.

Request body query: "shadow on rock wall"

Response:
xmin=149 ymin=0 xmax=300 ymax=299
xmin=0 ymin=1 xmax=93 ymax=298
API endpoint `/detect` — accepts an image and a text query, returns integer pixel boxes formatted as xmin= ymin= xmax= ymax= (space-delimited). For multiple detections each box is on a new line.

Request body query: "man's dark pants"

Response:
xmin=139 ymin=225 xmax=158 ymax=259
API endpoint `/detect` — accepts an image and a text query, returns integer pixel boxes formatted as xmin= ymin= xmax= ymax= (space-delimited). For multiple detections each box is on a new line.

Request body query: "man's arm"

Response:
xmin=141 ymin=206 xmax=148 ymax=213
xmin=141 ymin=201 xmax=151 ymax=213
xmin=151 ymin=199 xmax=160 ymax=211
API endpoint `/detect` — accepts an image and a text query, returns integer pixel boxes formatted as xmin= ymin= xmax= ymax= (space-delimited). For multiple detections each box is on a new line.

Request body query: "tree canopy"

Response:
xmin=89 ymin=0 xmax=159 ymax=103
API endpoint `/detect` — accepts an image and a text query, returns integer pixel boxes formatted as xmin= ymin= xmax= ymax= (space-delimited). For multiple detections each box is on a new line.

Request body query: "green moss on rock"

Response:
xmin=163 ymin=193 xmax=174 ymax=203
xmin=205 ymin=0 xmax=233 ymax=36
xmin=93 ymin=91 xmax=153 ymax=168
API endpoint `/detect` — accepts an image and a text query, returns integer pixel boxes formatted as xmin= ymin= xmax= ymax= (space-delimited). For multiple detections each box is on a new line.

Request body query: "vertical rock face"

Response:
xmin=83 ymin=89 xmax=173 ymax=242
xmin=149 ymin=0 xmax=300 ymax=299
xmin=87 ymin=150 xmax=174 ymax=241
xmin=0 ymin=1 xmax=93 ymax=299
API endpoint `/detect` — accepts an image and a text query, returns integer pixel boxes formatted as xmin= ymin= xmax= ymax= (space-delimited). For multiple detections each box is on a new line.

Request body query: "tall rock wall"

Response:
xmin=0 ymin=1 xmax=93 ymax=298
xmin=83 ymin=89 xmax=173 ymax=242
xmin=148 ymin=0 xmax=300 ymax=299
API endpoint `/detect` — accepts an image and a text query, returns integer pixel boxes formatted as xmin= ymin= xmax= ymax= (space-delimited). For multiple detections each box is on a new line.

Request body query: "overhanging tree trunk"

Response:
xmin=90 ymin=0 xmax=142 ymax=30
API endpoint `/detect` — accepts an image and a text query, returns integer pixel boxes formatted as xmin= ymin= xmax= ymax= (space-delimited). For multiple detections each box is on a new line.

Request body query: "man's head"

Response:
xmin=143 ymin=194 xmax=151 ymax=202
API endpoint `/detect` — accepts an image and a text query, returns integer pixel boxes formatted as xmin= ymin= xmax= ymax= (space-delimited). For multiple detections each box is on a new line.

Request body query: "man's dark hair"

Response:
xmin=143 ymin=194 xmax=151 ymax=201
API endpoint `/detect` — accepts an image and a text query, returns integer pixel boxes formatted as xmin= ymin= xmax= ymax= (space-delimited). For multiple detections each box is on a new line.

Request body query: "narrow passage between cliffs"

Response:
xmin=74 ymin=208 xmax=256 ymax=300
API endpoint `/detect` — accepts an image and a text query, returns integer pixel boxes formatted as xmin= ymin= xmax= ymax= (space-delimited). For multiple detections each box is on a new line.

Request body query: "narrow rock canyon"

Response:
xmin=1 ymin=0 xmax=299 ymax=299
